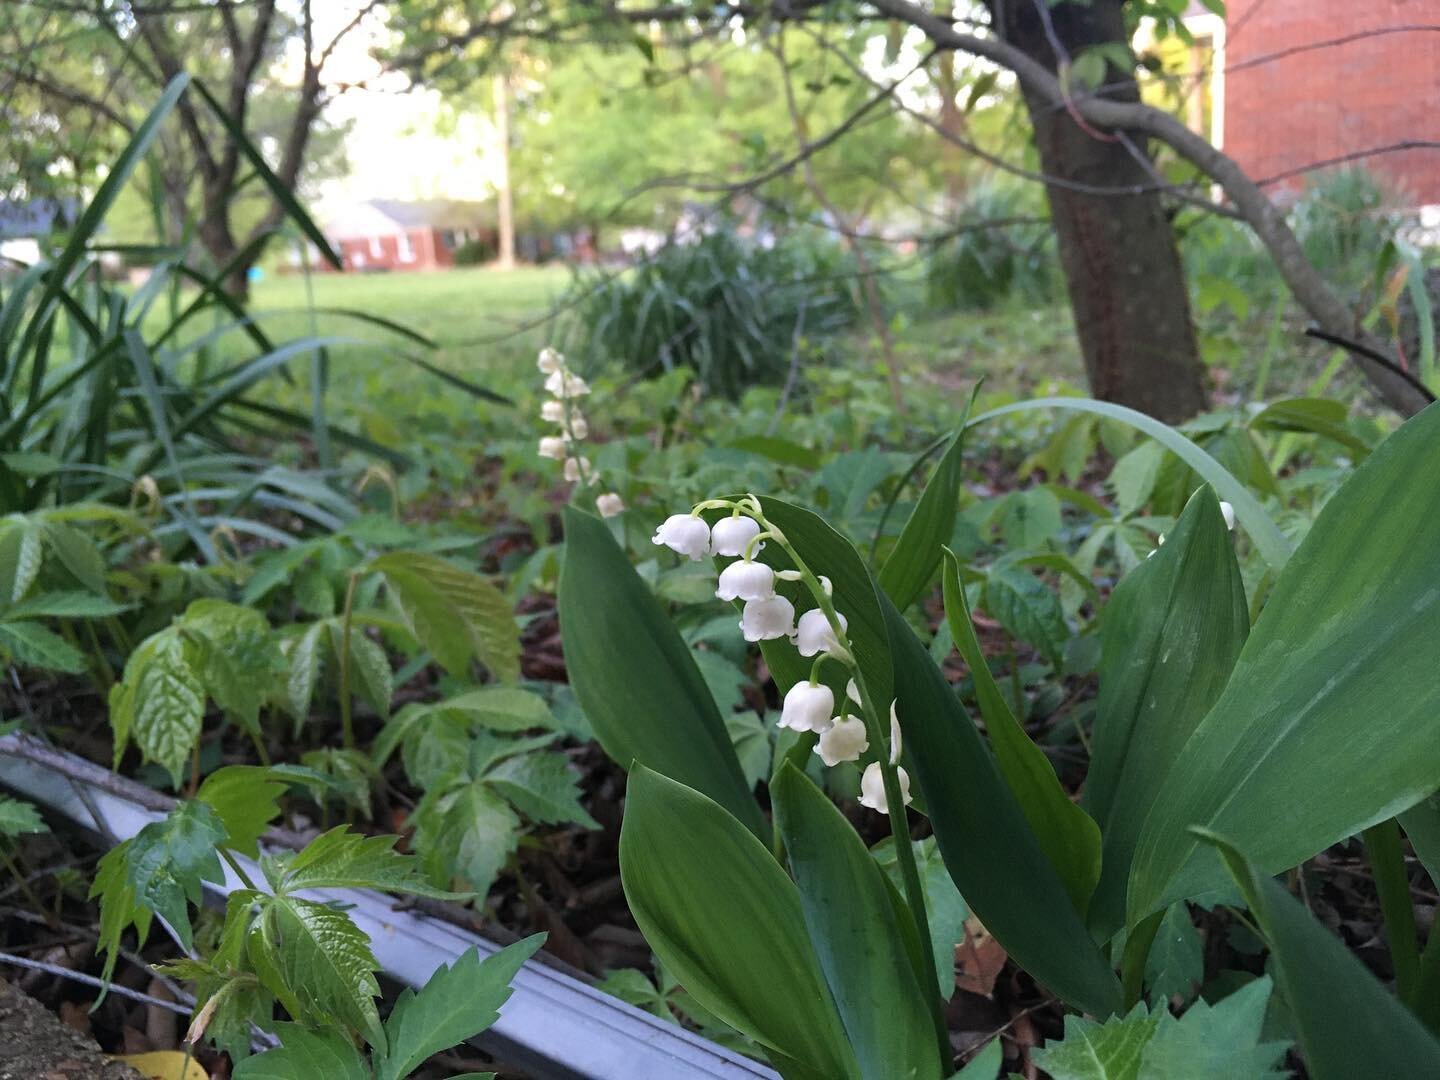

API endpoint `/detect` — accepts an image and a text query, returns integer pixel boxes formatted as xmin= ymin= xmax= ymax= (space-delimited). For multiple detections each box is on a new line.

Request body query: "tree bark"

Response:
xmin=988 ymin=0 xmax=1208 ymax=422
xmin=493 ymin=72 xmax=517 ymax=269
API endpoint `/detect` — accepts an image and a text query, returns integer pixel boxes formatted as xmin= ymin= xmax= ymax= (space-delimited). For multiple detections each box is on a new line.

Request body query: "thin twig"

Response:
xmin=0 ymin=950 xmax=192 ymax=1015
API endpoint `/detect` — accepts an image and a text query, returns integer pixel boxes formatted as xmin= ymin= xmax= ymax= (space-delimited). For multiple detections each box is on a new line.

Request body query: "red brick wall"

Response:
xmin=1223 ymin=1 xmax=1440 ymax=203
xmin=334 ymin=229 xmax=448 ymax=272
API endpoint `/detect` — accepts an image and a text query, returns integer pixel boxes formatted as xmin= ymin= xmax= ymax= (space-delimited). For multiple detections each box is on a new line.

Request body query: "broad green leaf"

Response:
xmin=1137 ymin=976 xmax=1288 ymax=1079
xmin=993 ymin=487 xmax=1062 ymax=549
xmin=0 ymin=520 xmax=42 ymax=602
xmin=943 ymin=551 xmax=1100 ymax=916
xmin=878 ymin=414 xmax=970 ymax=611
xmin=125 ymin=801 xmax=226 ymax=952
xmin=413 ymin=781 xmax=520 ymax=898
xmin=1400 ymin=795 xmax=1440 ymax=889
xmin=440 ymin=686 xmax=555 ymax=731
xmin=559 ymin=507 xmax=765 ymax=839
xmin=1085 ymin=489 xmax=1246 ymax=938
xmin=275 ymin=826 xmax=464 ymax=899
xmin=620 ymin=768 xmax=860 ymax=1079
xmin=484 ymin=752 xmax=599 ymax=828
xmin=773 ymin=763 xmax=942 ymax=1080
xmin=285 ymin=621 xmax=327 ymax=727
xmin=373 ymin=551 xmax=520 ymax=682
xmin=232 ymin=1024 xmax=368 ymax=1080
xmin=982 ymin=563 xmax=1067 ymax=668
xmin=373 ymin=936 xmax=545 ymax=1080
xmin=971 ymin=399 xmax=1292 ymax=571
xmin=954 ymin=1038 xmax=1003 ymax=1079
xmin=0 ymin=796 xmax=46 ymax=836
xmin=252 ymin=895 xmax=384 ymax=1047
xmin=1129 ymin=405 xmax=1440 ymax=922
xmin=881 ymin=594 xmax=1121 ymax=1017
xmin=43 ymin=521 xmax=108 ymax=593
xmin=1205 ymin=831 xmax=1440 ymax=1079
xmin=1248 ymin=397 xmax=1370 ymax=458
xmin=1032 ymin=1003 xmax=1163 ymax=1080
xmin=872 ymin=837 xmax=968 ymax=1000
xmin=0 ymin=620 xmax=87 ymax=673
xmin=197 ymin=766 xmax=285 ymax=858
xmin=114 ymin=631 xmax=205 ymax=787
xmin=1143 ymin=903 xmax=1203 ymax=1006
xmin=333 ymin=624 xmax=392 ymax=720
xmin=4 ymin=591 xmax=125 ymax=619
xmin=182 ymin=600 xmax=285 ymax=731
xmin=1109 ymin=442 xmax=1164 ymax=516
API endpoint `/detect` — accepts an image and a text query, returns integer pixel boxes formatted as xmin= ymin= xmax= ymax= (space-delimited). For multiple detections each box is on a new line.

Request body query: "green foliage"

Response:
xmin=925 ymin=185 xmax=1057 ymax=311
xmin=565 ymin=228 xmax=862 ymax=399
xmin=0 ymin=797 xmax=47 ymax=837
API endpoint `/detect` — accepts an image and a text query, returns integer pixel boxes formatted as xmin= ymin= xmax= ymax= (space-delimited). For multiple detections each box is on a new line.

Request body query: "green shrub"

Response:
xmin=563 ymin=227 xmax=863 ymax=399
xmin=924 ymin=185 xmax=1058 ymax=311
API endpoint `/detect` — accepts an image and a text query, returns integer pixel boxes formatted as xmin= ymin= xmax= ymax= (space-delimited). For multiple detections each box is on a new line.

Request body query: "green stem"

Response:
xmin=1364 ymin=819 xmax=1420 ymax=1002
xmin=2 ymin=849 xmax=58 ymax=930
xmin=1121 ymin=908 xmax=1164 ymax=1009
xmin=337 ymin=572 xmax=359 ymax=751
xmin=219 ymin=847 xmax=260 ymax=893
xmin=1413 ymin=925 xmax=1440 ymax=1031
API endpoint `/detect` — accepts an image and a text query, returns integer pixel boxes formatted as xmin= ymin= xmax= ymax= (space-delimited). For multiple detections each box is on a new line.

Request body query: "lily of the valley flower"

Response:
xmin=564 ymin=456 xmax=589 ymax=483
xmin=538 ymin=436 xmax=568 ymax=460
xmin=815 ymin=716 xmax=868 ymax=766
xmin=540 ymin=400 xmax=566 ymax=423
xmin=859 ymin=762 xmax=912 ymax=815
xmin=794 ymin=608 xmax=846 ymax=657
xmin=653 ymin=514 xmax=711 ymax=560
xmin=1219 ymin=500 xmax=1236 ymax=531
xmin=779 ymin=681 xmax=834 ymax=734
xmin=889 ymin=700 xmax=902 ymax=765
xmin=538 ymin=347 xmax=563 ymax=374
xmin=545 ymin=370 xmax=591 ymax=398
xmin=596 ymin=492 xmax=625 ymax=518
xmin=716 ymin=558 xmax=776 ymax=602
xmin=569 ymin=415 xmax=589 ymax=439
xmin=711 ymin=515 xmax=763 ymax=557
xmin=740 ymin=594 xmax=795 ymax=641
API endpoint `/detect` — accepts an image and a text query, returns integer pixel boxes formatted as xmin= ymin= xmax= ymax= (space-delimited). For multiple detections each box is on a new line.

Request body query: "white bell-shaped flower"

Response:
xmin=711 ymin=515 xmax=762 ymax=557
xmin=889 ymin=700 xmax=902 ymax=765
xmin=716 ymin=559 xmax=775 ymax=602
xmin=1219 ymin=500 xmax=1236 ymax=531
xmin=538 ymin=347 xmax=563 ymax=374
xmin=859 ymin=762 xmax=912 ymax=815
xmin=815 ymin=716 xmax=868 ymax=766
xmin=570 ymin=415 xmax=589 ymax=440
xmin=596 ymin=492 xmax=625 ymax=518
xmin=653 ymin=514 xmax=711 ymax=560
xmin=779 ymin=682 xmax=834 ymax=734
xmin=794 ymin=608 xmax=846 ymax=657
xmin=563 ymin=456 xmax=588 ymax=483
xmin=739 ymin=594 xmax=795 ymax=642
xmin=545 ymin=370 xmax=591 ymax=398
xmin=538 ymin=436 xmax=567 ymax=460
xmin=540 ymin=400 xmax=566 ymax=423
xmin=845 ymin=679 xmax=863 ymax=706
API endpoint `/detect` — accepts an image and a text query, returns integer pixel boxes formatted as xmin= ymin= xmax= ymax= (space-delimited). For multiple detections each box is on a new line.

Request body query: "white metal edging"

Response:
xmin=0 ymin=738 xmax=778 ymax=1080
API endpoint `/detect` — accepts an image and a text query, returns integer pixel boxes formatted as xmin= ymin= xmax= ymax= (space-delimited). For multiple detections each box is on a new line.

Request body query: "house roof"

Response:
xmin=0 ymin=197 xmax=78 ymax=239
xmin=321 ymin=198 xmax=495 ymax=238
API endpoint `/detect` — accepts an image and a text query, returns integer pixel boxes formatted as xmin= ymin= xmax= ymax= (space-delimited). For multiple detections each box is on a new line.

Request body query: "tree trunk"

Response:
xmin=493 ymin=72 xmax=516 ymax=270
xmin=989 ymin=0 xmax=1208 ymax=422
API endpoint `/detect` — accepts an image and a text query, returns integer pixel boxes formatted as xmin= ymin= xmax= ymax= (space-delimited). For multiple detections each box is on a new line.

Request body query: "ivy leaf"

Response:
xmin=112 ymin=630 xmax=205 ymax=787
xmin=231 ymin=1023 xmax=369 ymax=1080
xmin=273 ymin=826 xmax=466 ymax=899
xmin=372 ymin=935 xmax=545 ymax=1080
xmin=124 ymin=801 xmax=227 ymax=952
xmin=1138 ymin=976 xmax=1290 ymax=1079
xmin=197 ymin=766 xmax=285 ymax=858
xmin=250 ymin=895 xmax=385 ymax=1047
xmin=372 ymin=551 xmax=520 ymax=682
xmin=0 ymin=797 xmax=46 ymax=836
xmin=413 ymin=781 xmax=520 ymax=898
xmin=91 ymin=842 xmax=151 ymax=983
xmin=1032 ymin=1003 xmax=1164 ymax=1080
xmin=0 ymin=620 xmax=87 ymax=673
xmin=484 ymin=751 xmax=598 ymax=828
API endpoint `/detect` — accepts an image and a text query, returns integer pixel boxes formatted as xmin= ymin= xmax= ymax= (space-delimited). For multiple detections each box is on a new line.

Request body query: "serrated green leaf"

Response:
xmin=276 ymin=826 xmax=465 ymax=899
xmin=373 ymin=551 xmax=520 ymax=682
xmin=413 ymin=782 xmax=520 ymax=898
xmin=252 ymin=895 xmax=384 ymax=1047
xmin=402 ymin=711 xmax=471 ymax=790
xmin=230 ymin=1025 xmax=365 ymax=1080
xmin=182 ymin=600 xmax=285 ymax=731
xmin=197 ymin=766 xmax=285 ymax=858
xmin=0 ymin=796 xmax=46 ymax=836
xmin=335 ymin=625 xmax=392 ymax=720
xmin=0 ymin=620 xmax=87 ymax=673
xmin=1032 ymin=1003 xmax=1164 ymax=1080
xmin=3 ymin=591 xmax=125 ymax=619
xmin=1137 ymin=976 xmax=1288 ymax=1079
xmin=0 ymin=521 xmax=43 ymax=602
xmin=285 ymin=621 xmax=327 ymax=728
xmin=983 ymin=564 xmax=1068 ymax=668
xmin=118 ymin=631 xmax=205 ymax=787
xmin=437 ymin=686 xmax=555 ymax=732
xmin=43 ymin=521 xmax=107 ymax=593
xmin=91 ymin=841 xmax=152 ymax=984
xmin=125 ymin=801 xmax=226 ymax=952
xmin=484 ymin=751 xmax=599 ymax=828
xmin=373 ymin=935 xmax=545 ymax=1080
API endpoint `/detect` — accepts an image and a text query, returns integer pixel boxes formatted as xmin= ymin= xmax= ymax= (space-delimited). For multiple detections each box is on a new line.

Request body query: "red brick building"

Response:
xmin=319 ymin=199 xmax=496 ymax=272
xmin=1214 ymin=2 xmax=1440 ymax=204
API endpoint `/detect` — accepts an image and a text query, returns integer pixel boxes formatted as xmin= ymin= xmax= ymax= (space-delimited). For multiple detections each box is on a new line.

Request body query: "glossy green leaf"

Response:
xmin=233 ymin=1024 xmax=368 ymax=1080
xmin=620 ymin=767 xmax=860 ymax=1079
xmin=943 ymin=551 xmax=1101 ymax=916
xmin=559 ymin=507 xmax=764 ymax=839
xmin=970 ymin=399 xmax=1292 ymax=571
xmin=1205 ymin=831 xmax=1440 ymax=1079
xmin=881 ymin=594 xmax=1121 ymax=1017
xmin=485 ymin=752 xmax=598 ymax=828
xmin=110 ymin=631 xmax=205 ymax=787
xmin=125 ymin=801 xmax=226 ymax=952
xmin=1084 ymin=489 xmax=1247 ymax=938
xmin=1129 ymin=404 xmax=1440 ymax=921
xmin=772 ymin=763 xmax=942 ymax=1080
xmin=197 ymin=766 xmax=284 ymax=858
xmin=0 ymin=620 xmax=87 ymax=673
xmin=1248 ymin=397 xmax=1371 ymax=457
xmin=872 ymin=837 xmax=968 ymax=1000
xmin=274 ymin=826 xmax=464 ymax=899
xmin=878 ymin=412 xmax=970 ymax=611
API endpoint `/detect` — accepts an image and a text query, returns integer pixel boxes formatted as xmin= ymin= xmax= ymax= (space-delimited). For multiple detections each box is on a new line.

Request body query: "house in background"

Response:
xmin=0 ymin=197 xmax=77 ymax=268
xmin=1186 ymin=1 xmax=1440 ymax=207
xmin=317 ymin=198 xmax=497 ymax=272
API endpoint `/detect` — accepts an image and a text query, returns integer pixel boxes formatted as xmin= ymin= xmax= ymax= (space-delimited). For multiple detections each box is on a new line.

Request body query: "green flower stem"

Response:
xmin=764 ymin=522 xmax=950 ymax=1065
xmin=1364 ymin=819 xmax=1420 ymax=1002
xmin=338 ymin=571 xmax=359 ymax=751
